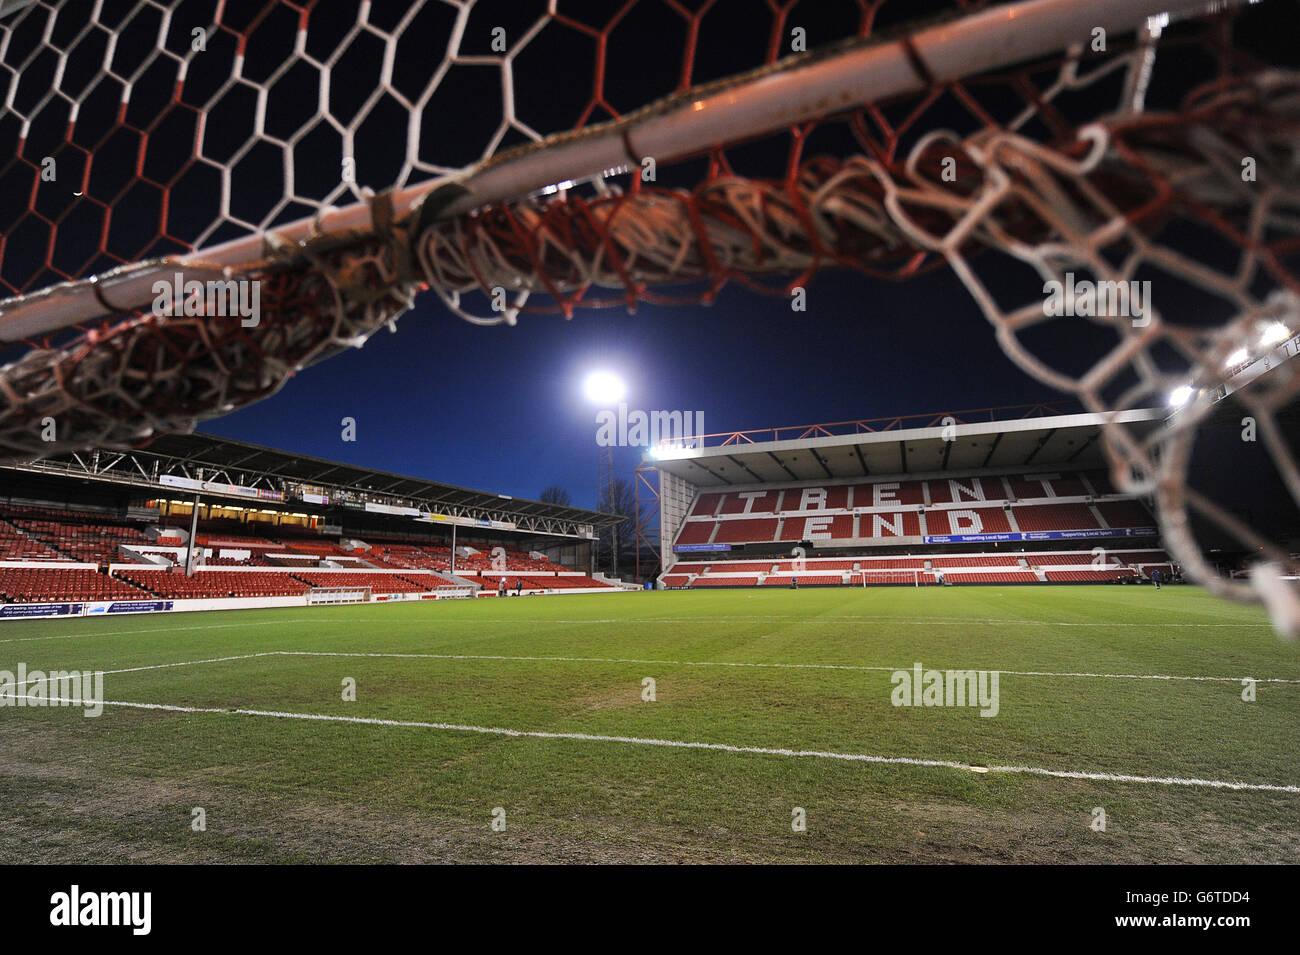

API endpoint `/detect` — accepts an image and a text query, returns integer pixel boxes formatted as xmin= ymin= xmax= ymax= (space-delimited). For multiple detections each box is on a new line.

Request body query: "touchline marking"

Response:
xmin=16 ymin=650 xmax=1295 ymax=686
xmin=0 ymin=615 xmax=1268 ymax=646
xmin=0 ymin=617 xmax=593 ymax=645
xmin=276 ymin=650 xmax=1300 ymax=685
xmin=0 ymin=620 xmax=324 ymax=645
xmin=34 ymin=694 xmax=1300 ymax=795
xmin=369 ymin=616 xmax=1271 ymax=628
xmin=5 ymin=652 xmax=280 ymax=685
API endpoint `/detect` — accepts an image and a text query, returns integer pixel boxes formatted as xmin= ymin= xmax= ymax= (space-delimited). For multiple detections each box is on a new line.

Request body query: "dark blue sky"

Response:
xmin=197 ymin=267 xmax=1062 ymax=508
xmin=6 ymin=0 xmax=1283 ymax=512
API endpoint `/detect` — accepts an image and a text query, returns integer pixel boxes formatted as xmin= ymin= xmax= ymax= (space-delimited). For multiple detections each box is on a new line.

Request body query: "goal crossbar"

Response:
xmin=0 ymin=0 xmax=1215 ymax=343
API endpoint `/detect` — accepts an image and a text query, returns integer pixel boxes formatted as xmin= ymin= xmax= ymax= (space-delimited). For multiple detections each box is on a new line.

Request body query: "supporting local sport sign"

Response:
xmin=924 ymin=528 xmax=1158 ymax=544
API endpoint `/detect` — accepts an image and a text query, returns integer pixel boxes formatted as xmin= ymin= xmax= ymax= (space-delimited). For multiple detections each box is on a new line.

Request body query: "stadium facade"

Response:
xmin=0 ymin=433 xmax=626 ymax=619
xmin=0 ymin=403 xmax=1246 ymax=616
xmin=644 ymin=405 xmax=1183 ymax=588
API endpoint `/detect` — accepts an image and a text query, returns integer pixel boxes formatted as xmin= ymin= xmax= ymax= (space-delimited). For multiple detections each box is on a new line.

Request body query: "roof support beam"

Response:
xmin=852 ymin=442 xmax=869 ymax=477
xmin=767 ymin=451 xmax=799 ymax=482
xmin=1023 ymin=428 xmax=1057 ymax=466
xmin=980 ymin=431 xmax=1004 ymax=469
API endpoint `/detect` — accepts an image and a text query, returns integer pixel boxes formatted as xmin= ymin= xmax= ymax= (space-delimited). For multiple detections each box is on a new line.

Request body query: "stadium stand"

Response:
xmin=667 ymin=470 xmax=1158 ymax=568
xmin=0 ymin=566 xmax=144 ymax=602
xmin=465 ymin=571 xmax=609 ymax=590
xmin=0 ymin=501 xmax=613 ymax=604
xmin=262 ymin=555 xmax=322 ymax=568
xmin=1011 ymin=503 xmax=1100 ymax=532
xmin=665 ymin=548 xmax=1173 ymax=588
xmin=114 ymin=569 xmax=313 ymax=599
xmin=926 ymin=508 xmax=1012 ymax=535
xmin=1045 ymin=569 xmax=1133 ymax=582
xmin=292 ymin=572 xmax=442 ymax=593
xmin=10 ymin=519 xmax=149 ymax=562
xmin=0 ymin=522 xmax=66 ymax=561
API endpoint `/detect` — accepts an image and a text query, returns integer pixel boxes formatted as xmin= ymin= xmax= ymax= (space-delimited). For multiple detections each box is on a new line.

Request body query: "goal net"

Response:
xmin=305 ymin=586 xmax=371 ymax=606
xmin=1 ymin=0 xmax=1297 ymax=632
xmin=857 ymin=570 xmax=924 ymax=587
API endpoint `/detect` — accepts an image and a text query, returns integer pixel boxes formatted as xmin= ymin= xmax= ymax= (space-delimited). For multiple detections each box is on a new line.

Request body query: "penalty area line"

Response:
xmin=40 ymin=694 xmax=1300 ymax=795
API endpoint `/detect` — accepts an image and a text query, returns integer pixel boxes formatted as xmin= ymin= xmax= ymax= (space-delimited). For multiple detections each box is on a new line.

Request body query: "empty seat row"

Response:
xmin=676 ymin=498 xmax=1153 ymax=548
xmin=292 ymin=572 xmax=443 ymax=593
xmin=689 ymin=471 xmax=1121 ymax=517
xmin=0 ymin=567 xmax=143 ymax=603
xmin=114 ymin=570 xmax=312 ymax=598
xmin=666 ymin=549 xmax=1175 ymax=588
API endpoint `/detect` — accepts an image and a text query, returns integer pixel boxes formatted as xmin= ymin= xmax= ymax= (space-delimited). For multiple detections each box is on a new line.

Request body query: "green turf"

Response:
xmin=1 ymin=586 xmax=1297 ymax=863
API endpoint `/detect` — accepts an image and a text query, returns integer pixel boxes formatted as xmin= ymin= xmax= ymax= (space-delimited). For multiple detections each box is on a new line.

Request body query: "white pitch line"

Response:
xmin=32 ymin=694 xmax=1300 ymax=795
xmin=985 ymin=764 xmax=1300 ymax=792
xmin=275 ymin=650 xmax=1300 ymax=685
xmin=12 ymin=649 xmax=1296 ymax=686
xmin=0 ymin=620 xmax=325 ymax=645
xmin=93 ymin=652 xmax=282 ymax=677
xmin=5 ymin=652 xmax=281 ymax=684
xmin=0 ymin=615 xmax=1269 ymax=647
xmin=369 ymin=616 xmax=1272 ymax=628
xmin=0 ymin=616 xmax=600 ymax=645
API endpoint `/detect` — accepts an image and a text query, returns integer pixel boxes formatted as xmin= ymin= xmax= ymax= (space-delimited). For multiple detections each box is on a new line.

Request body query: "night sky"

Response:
xmin=183 ymin=0 xmax=1294 ymax=511
xmin=195 ymin=265 xmax=1063 ymax=507
xmin=1 ymin=0 xmax=1294 ymax=514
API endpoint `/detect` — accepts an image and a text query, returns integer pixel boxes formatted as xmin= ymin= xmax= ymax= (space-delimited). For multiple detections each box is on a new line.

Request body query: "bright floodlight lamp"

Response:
xmin=1260 ymin=322 xmax=1291 ymax=347
xmin=583 ymin=371 xmax=626 ymax=406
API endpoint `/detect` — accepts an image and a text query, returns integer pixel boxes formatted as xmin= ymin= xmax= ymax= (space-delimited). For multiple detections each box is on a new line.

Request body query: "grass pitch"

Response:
xmin=1 ymin=585 xmax=1297 ymax=864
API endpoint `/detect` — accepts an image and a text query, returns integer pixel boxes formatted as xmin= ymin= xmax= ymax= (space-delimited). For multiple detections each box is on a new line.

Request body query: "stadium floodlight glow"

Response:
xmin=583 ymin=370 xmax=626 ymax=405
xmin=650 ymin=442 xmax=698 ymax=461
xmin=1168 ymin=384 xmax=1194 ymax=407
xmin=1224 ymin=347 xmax=1248 ymax=368
xmin=1260 ymin=321 xmax=1291 ymax=346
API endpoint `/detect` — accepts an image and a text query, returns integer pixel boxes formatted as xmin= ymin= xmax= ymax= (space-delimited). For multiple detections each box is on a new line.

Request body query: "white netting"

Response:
xmin=407 ymin=13 xmax=1300 ymax=630
xmin=862 ymin=66 xmax=1300 ymax=629
xmin=2 ymin=0 xmax=1299 ymax=631
xmin=0 ymin=0 xmax=620 ymax=290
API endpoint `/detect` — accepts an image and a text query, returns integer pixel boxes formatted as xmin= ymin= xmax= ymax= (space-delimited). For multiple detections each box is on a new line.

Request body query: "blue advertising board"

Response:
xmin=0 ymin=603 xmax=83 ymax=618
xmin=924 ymin=528 xmax=1157 ymax=544
xmin=673 ymin=543 xmax=732 ymax=553
xmin=86 ymin=600 xmax=174 ymax=615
